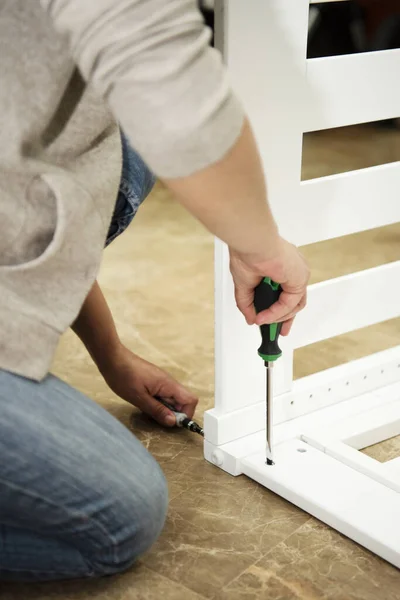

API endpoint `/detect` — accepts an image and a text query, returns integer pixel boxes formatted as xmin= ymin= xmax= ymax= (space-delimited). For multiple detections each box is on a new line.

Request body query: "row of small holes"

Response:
xmin=295 ymin=366 xmax=400 ymax=453
xmin=302 ymin=364 xmax=400 ymax=401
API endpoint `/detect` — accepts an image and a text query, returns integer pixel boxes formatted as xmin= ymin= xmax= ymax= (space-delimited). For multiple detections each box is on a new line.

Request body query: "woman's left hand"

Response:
xmin=101 ymin=345 xmax=199 ymax=427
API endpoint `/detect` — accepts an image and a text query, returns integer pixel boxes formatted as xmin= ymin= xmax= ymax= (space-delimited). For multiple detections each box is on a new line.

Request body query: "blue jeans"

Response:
xmin=106 ymin=131 xmax=156 ymax=246
xmin=0 ymin=371 xmax=168 ymax=582
xmin=0 ymin=137 xmax=164 ymax=582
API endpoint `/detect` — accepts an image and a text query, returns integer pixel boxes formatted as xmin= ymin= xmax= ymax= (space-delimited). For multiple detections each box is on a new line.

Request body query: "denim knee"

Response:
xmin=128 ymin=460 xmax=169 ymax=557
xmin=90 ymin=457 xmax=169 ymax=576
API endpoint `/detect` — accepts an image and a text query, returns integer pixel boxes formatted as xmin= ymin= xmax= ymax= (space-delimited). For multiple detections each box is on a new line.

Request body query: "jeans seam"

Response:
xmin=0 ymin=475 xmax=120 ymax=567
xmin=0 ymin=565 xmax=95 ymax=577
xmin=119 ymin=178 xmax=139 ymax=202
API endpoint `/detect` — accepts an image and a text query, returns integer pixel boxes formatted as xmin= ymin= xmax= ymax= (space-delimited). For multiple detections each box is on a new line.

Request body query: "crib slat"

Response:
xmin=292 ymin=261 xmax=400 ymax=348
xmin=274 ymin=162 xmax=400 ymax=247
xmin=306 ymin=50 xmax=400 ymax=132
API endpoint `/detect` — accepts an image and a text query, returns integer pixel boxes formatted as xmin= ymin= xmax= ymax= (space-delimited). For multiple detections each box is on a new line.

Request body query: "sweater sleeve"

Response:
xmin=40 ymin=0 xmax=245 ymax=178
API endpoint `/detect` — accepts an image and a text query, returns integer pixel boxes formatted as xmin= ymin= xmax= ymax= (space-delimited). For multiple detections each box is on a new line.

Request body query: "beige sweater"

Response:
xmin=0 ymin=1 xmax=243 ymax=380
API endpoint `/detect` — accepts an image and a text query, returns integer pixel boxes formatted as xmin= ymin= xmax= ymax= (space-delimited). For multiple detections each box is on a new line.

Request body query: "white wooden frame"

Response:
xmin=206 ymin=0 xmax=400 ymax=569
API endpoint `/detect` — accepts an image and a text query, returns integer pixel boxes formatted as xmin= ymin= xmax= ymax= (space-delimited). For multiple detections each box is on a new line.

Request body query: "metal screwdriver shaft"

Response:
xmin=254 ymin=277 xmax=283 ymax=466
xmin=265 ymin=361 xmax=274 ymax=465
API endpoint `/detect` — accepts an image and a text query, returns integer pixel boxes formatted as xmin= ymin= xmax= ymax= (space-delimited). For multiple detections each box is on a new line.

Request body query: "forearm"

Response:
xmin=164 ymin=118 xmax=280 ymax=260
xmin=72 ymin=281 xmax=121 ymax=373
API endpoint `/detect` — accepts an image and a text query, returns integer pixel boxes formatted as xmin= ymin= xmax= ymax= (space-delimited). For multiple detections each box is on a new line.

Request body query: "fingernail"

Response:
xmin=165 ymin=414 xmax=176 ymax=426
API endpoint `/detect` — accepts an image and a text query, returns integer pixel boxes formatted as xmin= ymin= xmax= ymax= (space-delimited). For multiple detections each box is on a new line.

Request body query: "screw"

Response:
xmin=211 ymin=451 xmax=223 ymax=467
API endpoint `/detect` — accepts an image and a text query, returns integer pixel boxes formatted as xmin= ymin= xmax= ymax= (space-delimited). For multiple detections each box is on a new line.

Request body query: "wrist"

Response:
xmin=89 ymin=335 xmax=124 ymax=377
xmin=230 ymin=237 xmax=286 ymax=277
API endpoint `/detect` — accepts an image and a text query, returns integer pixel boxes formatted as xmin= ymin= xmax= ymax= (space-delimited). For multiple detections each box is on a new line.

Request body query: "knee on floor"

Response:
xmin=89 ymin=458 xmax=169 ymax=577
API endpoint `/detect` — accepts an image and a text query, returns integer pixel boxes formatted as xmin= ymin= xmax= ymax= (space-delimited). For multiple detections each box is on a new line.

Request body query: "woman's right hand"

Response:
xmin=229 ymin=238 xmax=310 ymax=336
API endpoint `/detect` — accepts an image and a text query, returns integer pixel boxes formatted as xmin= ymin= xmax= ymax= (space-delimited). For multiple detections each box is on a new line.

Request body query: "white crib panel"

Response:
xmin=282 ymin=163 xmax=400 ymax=247
xmin=292 ymin=261 xmax=400 ymax=349
xmin=305 ymin=50 xmax=400 ymax=132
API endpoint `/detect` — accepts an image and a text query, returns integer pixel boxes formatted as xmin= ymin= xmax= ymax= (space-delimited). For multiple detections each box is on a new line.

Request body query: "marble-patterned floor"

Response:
xmin=2 ymin=123 xmax=400 ymax=599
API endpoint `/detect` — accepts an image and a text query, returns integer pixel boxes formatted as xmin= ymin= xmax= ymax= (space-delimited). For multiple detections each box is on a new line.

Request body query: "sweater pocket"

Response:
xmin=0 ymin=171 xmax=108 ymax=335
xmin=0 ymin=175 xmax=63 ymax=272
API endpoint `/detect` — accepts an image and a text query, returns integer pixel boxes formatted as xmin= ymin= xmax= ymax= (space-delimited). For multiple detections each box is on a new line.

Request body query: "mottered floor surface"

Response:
xmin=3 ymin=124 xmax=400 ymax=599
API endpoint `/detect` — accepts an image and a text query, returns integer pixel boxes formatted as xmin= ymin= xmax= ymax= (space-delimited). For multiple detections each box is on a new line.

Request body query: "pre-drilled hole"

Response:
xmin=297 ymin=448 xmax=307 ymax=453
xmin=328 ymin=387 xmax=331 ymax=392
xmin=309 ymin=394 xmax=313 ymax=399
xmin=346 ymin=381 xmax=350 ymax=386
xmin=364 ymin=375 xmax=367 ymax=380
xmin=381 ymin=369 xmax=384 ymax=374
xmin=290 ymin=401 xmax=294 ymax=405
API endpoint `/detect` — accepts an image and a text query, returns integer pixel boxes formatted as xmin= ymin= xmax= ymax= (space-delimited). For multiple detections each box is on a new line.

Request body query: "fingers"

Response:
xmin=171 ymin=384 xmax=199 ymax=419
xmin=143 ymin=387 xmax=199 ymax=427
xmin=280 ymin=317 xmax=294 ymax=336
xmin=255 ymin=290 xmax=307 ymax=326
xmin=235 ymin=288 xmax=257 ymax=325
xmin=139 ymin=394 xmax=177 ymax=428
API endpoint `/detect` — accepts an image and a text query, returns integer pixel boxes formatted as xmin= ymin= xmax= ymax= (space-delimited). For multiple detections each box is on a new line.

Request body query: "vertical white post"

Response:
xmin=213 ymin=0 xmax=310 ymax=418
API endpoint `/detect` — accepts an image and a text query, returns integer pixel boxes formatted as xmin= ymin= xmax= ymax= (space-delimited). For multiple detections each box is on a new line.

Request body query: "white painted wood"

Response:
xmin=302 ymin=395 xmax=400 ymax=451
xmin=292 ymin=261 xmax=400 ymax=349
xmin=213 ymin=0 xmax=310 ymax=415
xmin=206 ymin=348 xmax=400 ymax=446
xmin=383 ymin=457 xmax=400 ymax=481
xmin=205 ymin=381 xmax=400 ymax=474
xmin=210 ymin=0 xmax=400 ymax=567
xmin=305 ymin=50 xmax=400 ymax=132
xmin=213 ymin=0 xmax=400 ymax=425
xmin=242 ymin=440 xmax=400 ymax=569
xmin=283 ymin=163 xmax=400 ymax=247
xmin=325 ymin=443 xmax=400 ymax=494
xmin=299 ymin=383 xmax=400 ymax=492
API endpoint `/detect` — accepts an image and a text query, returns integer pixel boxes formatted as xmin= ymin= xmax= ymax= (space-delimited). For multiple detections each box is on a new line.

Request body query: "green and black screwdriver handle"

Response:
xmin=254 ymin=277 xmax=283 ymax=466
xmin=254 ymin=277 xmax=283 ymax=363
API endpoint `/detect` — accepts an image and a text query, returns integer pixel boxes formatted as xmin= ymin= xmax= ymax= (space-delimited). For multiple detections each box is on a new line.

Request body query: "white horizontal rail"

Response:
xmin=206 ymin=346 xmax=400 ymax=446
xmin=305 ymin=49 xmax=400 ymax=132
xmin=326 ymin=441 xmax=400 ymax=494
xmin=292 ymin=261 xmax=400 ymax=349
xmin=278 ymin=162 xmax=400 ymax=246
xmin=302 ymin=383 xmax=400 ymax=449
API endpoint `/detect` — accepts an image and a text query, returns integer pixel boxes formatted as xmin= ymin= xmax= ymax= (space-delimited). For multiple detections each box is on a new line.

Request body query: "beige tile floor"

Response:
xmin=3 ymin=124 xmax=400 ymax=599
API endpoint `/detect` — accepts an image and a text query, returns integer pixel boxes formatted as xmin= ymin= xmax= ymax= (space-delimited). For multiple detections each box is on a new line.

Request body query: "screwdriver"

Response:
xmin=254 ymin=277 xmax=283 ymax=466
xmin=155 ymin=396 xmax=204 ymax=436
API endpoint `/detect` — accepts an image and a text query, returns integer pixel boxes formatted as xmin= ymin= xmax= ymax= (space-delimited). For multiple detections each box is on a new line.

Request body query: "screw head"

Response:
xmin=211 ymin=451 xmax=223 ymax=467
